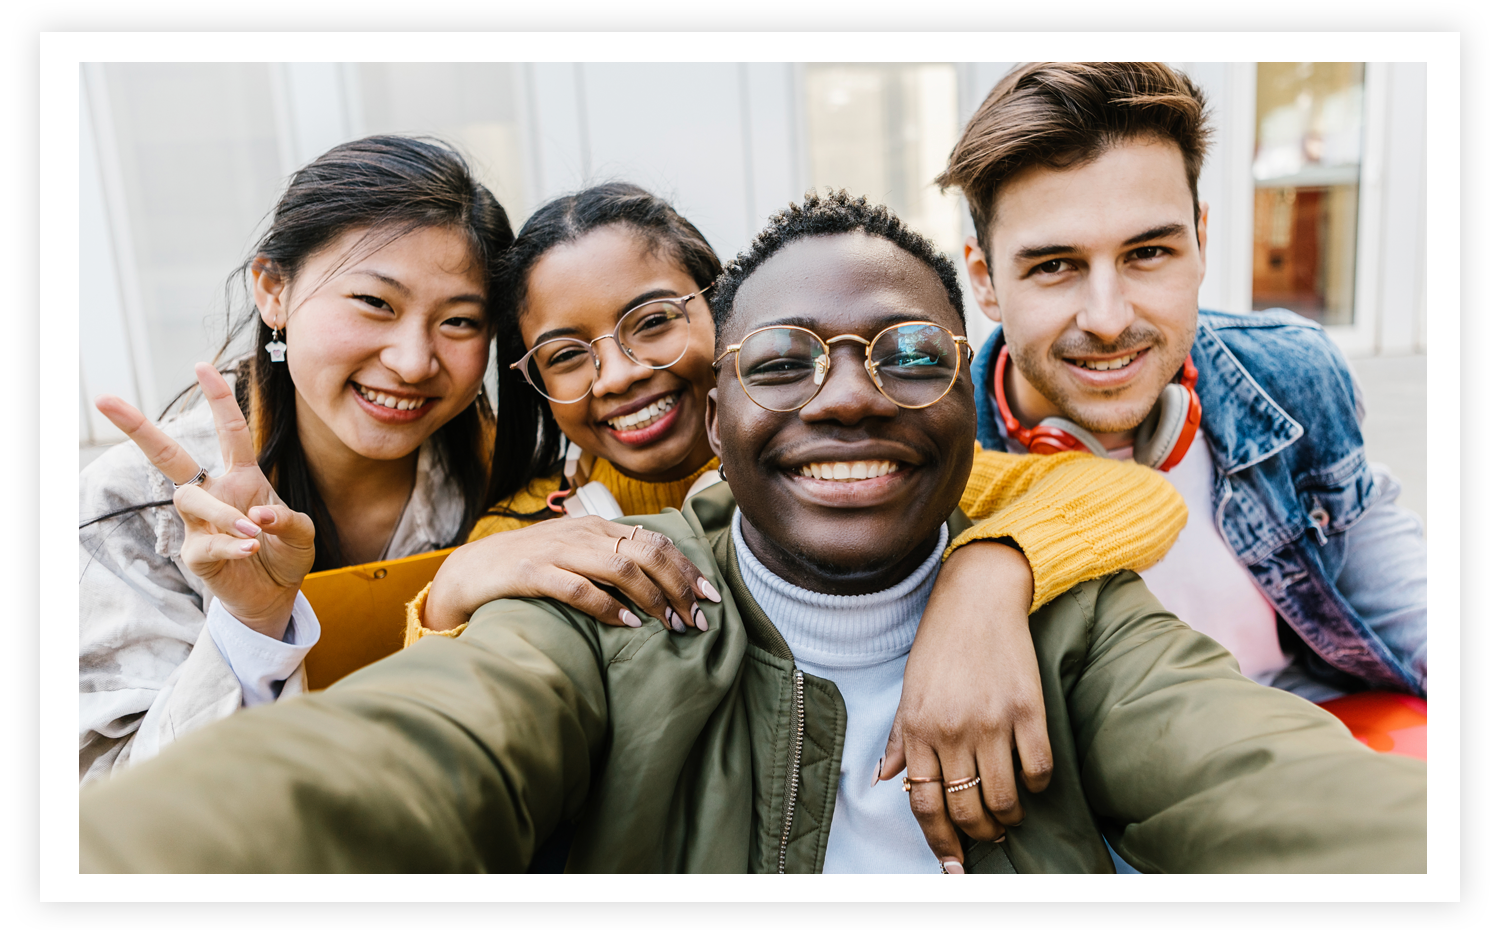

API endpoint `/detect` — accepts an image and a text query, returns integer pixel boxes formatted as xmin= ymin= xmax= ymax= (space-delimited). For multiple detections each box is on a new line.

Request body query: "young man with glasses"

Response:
xmin=81 ymin=192 xmax=1424 ymax=874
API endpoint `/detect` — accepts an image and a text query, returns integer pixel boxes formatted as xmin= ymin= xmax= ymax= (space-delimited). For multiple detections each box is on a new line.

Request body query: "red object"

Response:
xmin=994 ymin=345 xmax=1097 ymax=456
xmin=1317 ymin=691 xmax=1427 ymax=760
xmin=992 ymin=345 xmax=1202 ymax=471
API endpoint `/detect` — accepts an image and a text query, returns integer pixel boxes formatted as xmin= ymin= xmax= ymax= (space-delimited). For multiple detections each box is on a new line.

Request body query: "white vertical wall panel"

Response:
xmin=741 ymin=63 xmax=800 ymax=239
xmin=1222 ymin=63 xmax=1258 ymax=318
xmin=1185 ymin=62 xmax=1232 ymax=315
xmin=576 ymin=63 xmax=751 ymax=262
xmin=527 ymin=63 xmax=591 ymax=202
xmin=79 ymin=79 xmax=138 ymax=443
xmin=81 ymin=64 xmax=160 ymax=420
xmin=1336 ymin=61 xmax=1391 ymax=359
xmin=1377 ymin=63 xmax=1427 ymax=355
xmin=272 ymin=63 xmax=354 ymax=170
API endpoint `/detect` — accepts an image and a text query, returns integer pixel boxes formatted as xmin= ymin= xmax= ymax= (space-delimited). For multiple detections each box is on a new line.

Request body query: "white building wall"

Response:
xmin=78 ymin=60 xmax=1429 ymax=451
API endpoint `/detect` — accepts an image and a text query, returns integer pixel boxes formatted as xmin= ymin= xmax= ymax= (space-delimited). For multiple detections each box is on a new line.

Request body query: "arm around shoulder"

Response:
xmin=953 ymin=447 xmax=1187 ymax=611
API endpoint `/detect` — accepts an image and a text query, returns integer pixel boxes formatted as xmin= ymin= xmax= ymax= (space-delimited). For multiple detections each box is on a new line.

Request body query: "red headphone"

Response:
xmin=994 ymin=344 xmax=1202 ymax=472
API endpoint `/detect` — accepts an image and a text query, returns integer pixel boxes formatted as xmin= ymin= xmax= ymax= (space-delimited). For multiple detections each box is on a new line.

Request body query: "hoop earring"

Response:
xmin=265 ymin=327 xmax=287 ymax=363
xmin=717 ymin=463 xmax=728 ymax=481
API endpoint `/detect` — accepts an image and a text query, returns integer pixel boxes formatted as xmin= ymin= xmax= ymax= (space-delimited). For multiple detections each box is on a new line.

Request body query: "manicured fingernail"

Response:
xmin=667 ymin=608 xmax=686 ymax=633
xmin=939 ymin=859 xmax=964 ymax=875
xmin=696 ymin=578 xmax=722 ymax=603
xmin=693 ymin=606 xmax=707 ymax=631
xmin=234 ymin=519 xmax=259 ymax=537
xmin=993 ymin=833 xmax=1007 ymax=844
xmin=619 ymin=609 xmax=641 ymax=628
xmin=871 ymin=756 xmax=884 ymax=788
xmin=239 ymin=540 xmax=256 ymax=553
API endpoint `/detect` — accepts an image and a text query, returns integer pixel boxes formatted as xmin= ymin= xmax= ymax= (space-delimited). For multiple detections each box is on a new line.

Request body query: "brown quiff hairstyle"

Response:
xmin=936 ymin=62 xmax=1213 ymax=253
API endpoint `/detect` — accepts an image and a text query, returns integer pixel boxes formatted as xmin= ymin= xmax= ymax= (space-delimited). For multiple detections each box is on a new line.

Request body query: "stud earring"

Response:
xmin=265 ymin=326 xmax=287 ymax=363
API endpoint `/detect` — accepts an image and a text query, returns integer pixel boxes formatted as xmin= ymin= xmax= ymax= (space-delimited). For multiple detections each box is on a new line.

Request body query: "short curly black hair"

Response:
xmin=708 ymin=190 xmax=967 ymax=350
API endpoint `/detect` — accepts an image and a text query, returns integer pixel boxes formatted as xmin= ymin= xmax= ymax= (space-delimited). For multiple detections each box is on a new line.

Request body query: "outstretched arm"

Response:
xmin=80 ymin=597 xmax=608 ymax=873
xmin=1073 ymin=572 xmax=1424 ymax=872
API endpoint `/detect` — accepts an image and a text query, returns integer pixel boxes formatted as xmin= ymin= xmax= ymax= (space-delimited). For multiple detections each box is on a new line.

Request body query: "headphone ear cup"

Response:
xmin=1035 ymin=417 xmax=1110 ymax=457
xmin=1134 ymin=384 xmax=1191 ymax=470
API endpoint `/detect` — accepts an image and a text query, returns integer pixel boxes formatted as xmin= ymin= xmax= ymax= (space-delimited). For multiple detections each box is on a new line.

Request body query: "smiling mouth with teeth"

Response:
xmin=795 ymin=460 xmax=902 ymax=481
xmin=1069 ymin=350 xmax=1143 ymax=372
xmin=606 ymin=393 xmax=679 ymax=432
xmin=355 ymin=383 xmax=432 ymax=412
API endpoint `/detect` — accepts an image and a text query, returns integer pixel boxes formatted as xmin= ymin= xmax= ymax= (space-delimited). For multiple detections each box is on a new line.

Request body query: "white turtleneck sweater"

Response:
xmin=732 ymin=511 xmax=948 ymax=873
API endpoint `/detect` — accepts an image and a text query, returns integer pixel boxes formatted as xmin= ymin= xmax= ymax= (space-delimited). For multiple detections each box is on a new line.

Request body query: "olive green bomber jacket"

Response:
xmin=80 ymin=482 xmax=1426 ymax=873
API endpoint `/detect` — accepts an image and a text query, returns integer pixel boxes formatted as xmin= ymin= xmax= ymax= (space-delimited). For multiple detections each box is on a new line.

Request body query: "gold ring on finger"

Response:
xmin=944 ymin=775 xmax=981 ymax=793
xmin=614 ymin=536 xmax=625 ymax=555
xmin=902 ymin=776 xmax=943 ymax=793
xmin=629 ymin=525 xmax=640 ymax=541
xmin=173 ymin=467 xmax=208 ymax=490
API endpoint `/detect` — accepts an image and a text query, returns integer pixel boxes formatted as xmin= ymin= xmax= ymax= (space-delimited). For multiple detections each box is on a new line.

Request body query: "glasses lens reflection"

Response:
xmin=869 ymin=324 xmax=960 ymax=407
xmin=736 ymin=328 xmax=829 ymax=411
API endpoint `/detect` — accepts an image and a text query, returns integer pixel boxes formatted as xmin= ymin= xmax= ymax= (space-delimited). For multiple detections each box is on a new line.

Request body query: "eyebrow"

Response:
xmin=346 ymin=270 xmax=485 ymax=307
xmin=1011 ymin=223 xmax=1191 ymax=263
xmin=747 ymin=312 xmax=946 ymax=338
xmin=528 ymin=288 xmax=687 ymax=347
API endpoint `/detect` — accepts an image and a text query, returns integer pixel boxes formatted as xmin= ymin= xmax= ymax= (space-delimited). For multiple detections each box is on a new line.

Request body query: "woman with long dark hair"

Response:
xmin=79 ymin=136 xmax=518 ymax=784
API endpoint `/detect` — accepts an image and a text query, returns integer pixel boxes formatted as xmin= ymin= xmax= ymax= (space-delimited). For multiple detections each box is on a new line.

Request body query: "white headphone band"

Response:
xmin=1133 ymin=383 xmax=1192 ymax=469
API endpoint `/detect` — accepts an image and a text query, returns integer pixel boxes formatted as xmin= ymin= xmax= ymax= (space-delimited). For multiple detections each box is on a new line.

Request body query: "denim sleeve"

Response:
xmin=1333 ymin=462 xmax=1427 ymax=692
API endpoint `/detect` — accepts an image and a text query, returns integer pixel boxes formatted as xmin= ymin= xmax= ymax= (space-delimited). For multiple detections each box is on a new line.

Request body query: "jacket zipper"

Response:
xmin=777 ymin=669 xmax=805 ymax=874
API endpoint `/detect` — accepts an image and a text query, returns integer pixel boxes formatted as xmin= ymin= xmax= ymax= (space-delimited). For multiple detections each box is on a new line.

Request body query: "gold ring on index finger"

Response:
xmin=613 ymin=536 xmax=625 ymax=555
xmin=902 ymin=776 xmax=943 ymax=793
xmin=172 ymin=467 xmax=208 ymax=490
xmin=629 ymin=525 xmax=640 ymax=542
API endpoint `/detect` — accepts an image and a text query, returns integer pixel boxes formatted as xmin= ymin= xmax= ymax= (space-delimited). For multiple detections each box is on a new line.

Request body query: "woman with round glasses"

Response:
xmin=388 ymin=185 xmax=1183 ymax=862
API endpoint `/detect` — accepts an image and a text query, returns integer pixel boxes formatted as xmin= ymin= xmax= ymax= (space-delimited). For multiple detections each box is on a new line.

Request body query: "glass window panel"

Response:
xmin=804 ymin=63 xmax=963 ymax=254
xmin=1251 ymin=62 xmax=1365 ymax=325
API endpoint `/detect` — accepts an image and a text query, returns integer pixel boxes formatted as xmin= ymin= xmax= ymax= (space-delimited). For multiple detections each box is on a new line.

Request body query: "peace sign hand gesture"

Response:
xmin=95 ymin=363 xmax=316 ymax=641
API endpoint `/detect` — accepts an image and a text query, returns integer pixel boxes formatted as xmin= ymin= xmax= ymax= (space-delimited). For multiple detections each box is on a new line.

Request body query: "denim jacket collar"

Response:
xmin=1189 ymin=322 xmax=1304 ymax=476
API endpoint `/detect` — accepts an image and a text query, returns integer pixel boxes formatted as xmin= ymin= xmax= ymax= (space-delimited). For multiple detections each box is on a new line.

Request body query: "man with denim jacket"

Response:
xmin=938 ymin=62 xmax=1425 ymax=701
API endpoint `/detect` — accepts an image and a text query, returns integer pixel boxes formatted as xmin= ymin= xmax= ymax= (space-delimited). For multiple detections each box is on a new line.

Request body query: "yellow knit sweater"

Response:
xmin=405 ymin=445 xmax=1185 ymax=645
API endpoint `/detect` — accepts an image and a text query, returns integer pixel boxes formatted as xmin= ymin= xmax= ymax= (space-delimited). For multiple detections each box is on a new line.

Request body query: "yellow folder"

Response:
xmin=300 ymin=547 xmax=455 ymax=690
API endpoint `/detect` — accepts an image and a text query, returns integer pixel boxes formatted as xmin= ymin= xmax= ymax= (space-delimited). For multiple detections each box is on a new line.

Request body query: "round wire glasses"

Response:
xmin=713 ymin=321 xmax=972 ymax=412
xmin=510 ymin=290 xmax=703 ymax=404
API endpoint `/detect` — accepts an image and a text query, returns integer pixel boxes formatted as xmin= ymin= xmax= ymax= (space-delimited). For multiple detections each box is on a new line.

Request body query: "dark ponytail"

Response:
xmin=483 ymin=182 xmax=723 ymax=512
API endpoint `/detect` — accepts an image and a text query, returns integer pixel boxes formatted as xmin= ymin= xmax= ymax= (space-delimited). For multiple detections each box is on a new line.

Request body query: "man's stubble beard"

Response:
xmin=1010 ymin=326 xmax=1188 ymax=435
